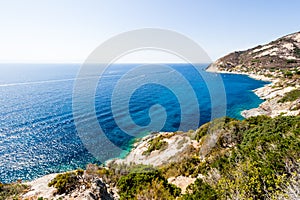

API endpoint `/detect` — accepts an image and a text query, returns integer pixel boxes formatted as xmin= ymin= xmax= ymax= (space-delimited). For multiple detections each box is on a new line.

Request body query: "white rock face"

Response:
xmin=255 ymin=47 xmax=279 ymax=58
xmin=282 ymin=43 xmax=294 ymax=51
xmin=168 ymin=176 xmax=196 ymax=194
xmin=22 ymin=172 xmax=119 ymax=200
xmin=111 ymin=132 xmax=198 ymax=167
xmin=254 ymin=85 xmax=296 ymax=100
xmin=22 ymin=173 xmax=59 ymax=199
xmin=252 ymin=44 xmax=273 ymax=53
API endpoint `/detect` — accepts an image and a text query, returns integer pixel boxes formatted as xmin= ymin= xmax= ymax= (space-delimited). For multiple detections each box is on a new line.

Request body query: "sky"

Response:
xmin=0 ymin=0 xmax=299 ymax=63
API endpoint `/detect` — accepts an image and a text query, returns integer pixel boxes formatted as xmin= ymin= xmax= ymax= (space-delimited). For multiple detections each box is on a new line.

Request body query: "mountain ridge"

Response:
xmin=207 ymin=31 xmax=300 ymax=74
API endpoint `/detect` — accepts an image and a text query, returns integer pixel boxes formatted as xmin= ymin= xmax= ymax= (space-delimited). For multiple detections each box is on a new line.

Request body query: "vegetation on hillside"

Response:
xmin=278 ymin=89 xmax=300 ymax=103
xmin=165 ymin=115 xmax=300 ymax=199
xmin=48 ymin=169 xmax=84 ymax=194
xmin=108 ymin=115 xmax=299 ymax=199
xmin=142 ymin=134 xmax=169 ymax=156
xmin=0 ymin=182 xmax=29 ymax=200
xmin=117 ymin=169 xmax=181 ymax=199
xmin=181 ymin=178 xmax=217 ymax=200
xmin=21 ymin=115 xmax=299 ymax=200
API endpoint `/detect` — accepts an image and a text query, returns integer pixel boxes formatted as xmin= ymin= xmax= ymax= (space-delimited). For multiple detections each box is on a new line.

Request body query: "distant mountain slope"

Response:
xmin=207 ymin=31 xmax=300 ymax=72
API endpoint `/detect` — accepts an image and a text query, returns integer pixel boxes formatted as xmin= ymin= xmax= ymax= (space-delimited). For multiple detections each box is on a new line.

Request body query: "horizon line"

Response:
xmin=0 ymin=61 xmax=212 ymax=64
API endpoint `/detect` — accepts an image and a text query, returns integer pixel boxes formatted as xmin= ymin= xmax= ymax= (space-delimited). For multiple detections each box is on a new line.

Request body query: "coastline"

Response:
xmin=213 ymin=70 xmax=275 ymax=82
xmin=8 ymin=68 xmax=300 ymax=199
xmin=210 ymin=69 xmax=300 ymax=118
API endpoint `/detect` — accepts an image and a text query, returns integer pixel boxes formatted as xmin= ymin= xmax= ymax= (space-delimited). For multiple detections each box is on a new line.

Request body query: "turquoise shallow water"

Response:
xmin=0 ymin=63 xmax=268 ymax=183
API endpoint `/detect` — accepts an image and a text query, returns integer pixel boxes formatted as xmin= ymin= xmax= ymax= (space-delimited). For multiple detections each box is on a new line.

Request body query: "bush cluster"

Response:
xmin=117 ymin=170 xmax=181 ymax=200
xmin=0 ymin=182 xmax=28 ymax=200
xmin=278 ymin=89 xmax=300 ymax=103
xmin=142 ymin=135 xmax=168 ymax=156
xmin=48 ymin=169 xmax=84 ymax=194
xmin=182 ymin=115 xmax=300 ymax=199
xmin=181 ymin=178 xmax=217 ymax=200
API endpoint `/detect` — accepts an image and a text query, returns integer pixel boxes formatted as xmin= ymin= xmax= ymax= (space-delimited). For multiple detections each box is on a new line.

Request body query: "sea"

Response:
xmin=0 ymin=63 xmax=268 ymax=183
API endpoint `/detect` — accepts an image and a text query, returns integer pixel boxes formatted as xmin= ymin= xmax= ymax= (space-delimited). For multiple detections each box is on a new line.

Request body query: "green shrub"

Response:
xmin=142 ymin=135 xmax=168 ymax=156
xmin=217 ymin=115 xmax=300 ymax=199
xmin=142 ymin=116 xmax=299 ymax=199
xmin=278 ymin=89 xmax=300 ymax=103
xmin=286 ymin=59 xmax=297 ymax=64
xmin=161 ymin=156 xmax=201 ymax=178
xmin=0 ymin=183 xmax=28 ymax=200
xmin=117 ymin=170 xmax=181 ymax=200
xmin=284 ymin=70 xmax=293 ymax=78
xmin=161 ymin=115 xmax=300 ymax=199
xmin=294 ymin=46 xmax=300 ymax=56
xmin=194 ymin=122 xmax=210 ymax=141
xmin=251 ymin=59 xmax=260 ymax=63
xmin=182 ymin=179 xmax=217 ymax=200
xmin=48 ymin=172 xmax=79 ymax=194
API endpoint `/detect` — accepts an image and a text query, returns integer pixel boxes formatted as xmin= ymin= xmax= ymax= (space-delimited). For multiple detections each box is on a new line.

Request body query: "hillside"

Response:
xmin=207 ymin=31 xmax=300 ymax=75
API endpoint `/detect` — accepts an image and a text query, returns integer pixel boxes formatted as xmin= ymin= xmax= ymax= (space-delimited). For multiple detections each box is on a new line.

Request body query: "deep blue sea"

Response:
xmin=0 ymin=63 xmax=268 ymax=183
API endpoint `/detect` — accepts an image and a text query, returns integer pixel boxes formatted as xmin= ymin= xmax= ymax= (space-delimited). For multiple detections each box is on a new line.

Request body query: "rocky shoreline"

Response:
xmin=241 ymin=80 xmax=300 ymax=118
xmin=206 ymin=31 xmax=300 ymax=118
xmin=210 ymin=69 xmax=300 ymax=118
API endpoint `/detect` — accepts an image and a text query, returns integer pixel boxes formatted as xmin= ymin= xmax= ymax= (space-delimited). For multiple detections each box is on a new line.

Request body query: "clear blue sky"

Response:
xmin=0 ymin=0 xmax=299 ymax=62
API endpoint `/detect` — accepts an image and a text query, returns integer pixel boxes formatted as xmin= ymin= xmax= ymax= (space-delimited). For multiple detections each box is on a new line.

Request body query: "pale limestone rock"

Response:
xmin=167 ymin=176 xmax=196 ymax=194
xmin=110 ymin=132 xmax=198 ymax=167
